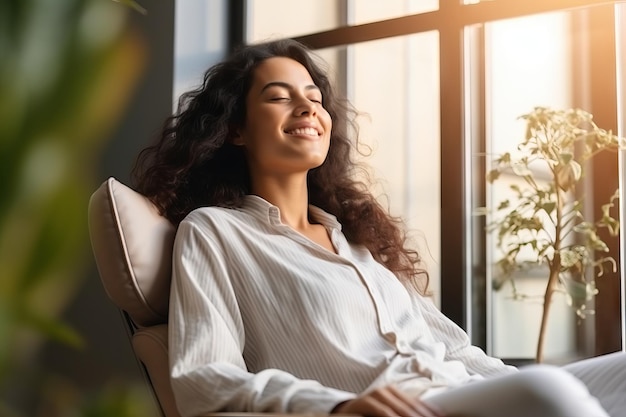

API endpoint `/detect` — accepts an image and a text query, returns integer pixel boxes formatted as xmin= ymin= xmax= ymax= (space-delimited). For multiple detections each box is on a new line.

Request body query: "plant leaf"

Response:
xmin=541 ymin=201 xmax=556 ymax=214
xmin=486 ymin=169 xmax=500 ymax=183
xmin=113 ymin=0 xmax=147 ymax=14
xmin=512 ymin=162 xmax=533 ymax=177
xmin=556 ymin=160 xmax=581 ymax=191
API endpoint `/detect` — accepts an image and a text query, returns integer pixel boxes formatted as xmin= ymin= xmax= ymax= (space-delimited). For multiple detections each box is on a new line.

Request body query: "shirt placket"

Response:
xmin=329 ymin=229 xmax=413 ymax=356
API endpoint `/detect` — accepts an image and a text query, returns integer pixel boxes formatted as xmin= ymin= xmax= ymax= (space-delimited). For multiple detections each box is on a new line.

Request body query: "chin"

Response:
xmin=308 ymin=158 xmax=328 ymax=170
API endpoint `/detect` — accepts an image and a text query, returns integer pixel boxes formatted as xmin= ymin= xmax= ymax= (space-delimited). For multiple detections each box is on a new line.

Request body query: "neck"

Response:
xmin=250 ymin=174 xmax=313 ymax=230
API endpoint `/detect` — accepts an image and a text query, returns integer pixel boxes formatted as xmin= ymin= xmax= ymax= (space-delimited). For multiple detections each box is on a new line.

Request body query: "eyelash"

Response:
xmin=270 ymin=97 xmax=322 ymax=104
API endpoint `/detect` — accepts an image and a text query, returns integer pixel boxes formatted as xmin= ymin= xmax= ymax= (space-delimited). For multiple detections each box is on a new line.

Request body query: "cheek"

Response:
xmin=322 ymin=110 xmax=333 ymax=134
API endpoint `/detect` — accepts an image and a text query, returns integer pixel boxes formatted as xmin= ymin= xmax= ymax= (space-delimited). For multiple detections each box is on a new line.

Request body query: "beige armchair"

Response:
xmin=88 ymin=177 xmax=179 ymax=417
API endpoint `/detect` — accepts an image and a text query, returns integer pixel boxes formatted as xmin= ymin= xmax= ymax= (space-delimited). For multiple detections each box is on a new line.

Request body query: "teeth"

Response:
xmin=287 ymin=127 xmax=318 ymax=136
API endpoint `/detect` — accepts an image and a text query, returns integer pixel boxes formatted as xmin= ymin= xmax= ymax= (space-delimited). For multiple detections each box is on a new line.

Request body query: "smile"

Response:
xmin=285 ymin=127 xmax=320 ymax=137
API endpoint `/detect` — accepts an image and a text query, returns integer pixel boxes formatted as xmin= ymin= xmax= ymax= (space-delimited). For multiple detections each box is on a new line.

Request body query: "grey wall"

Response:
xmin=41 ymin=2 xmax=176 ymax=414
xmin=99 ymin=2 xmax=177 ymax=185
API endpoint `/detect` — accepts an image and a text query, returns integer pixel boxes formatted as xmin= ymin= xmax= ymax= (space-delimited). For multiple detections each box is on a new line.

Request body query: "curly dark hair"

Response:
xmin=133 ymin=38 xmax=428 ymax=293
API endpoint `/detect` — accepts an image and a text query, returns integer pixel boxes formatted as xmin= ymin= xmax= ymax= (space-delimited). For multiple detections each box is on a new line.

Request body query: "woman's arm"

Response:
xmin=169 ymin=216 xmax=355 ymax=416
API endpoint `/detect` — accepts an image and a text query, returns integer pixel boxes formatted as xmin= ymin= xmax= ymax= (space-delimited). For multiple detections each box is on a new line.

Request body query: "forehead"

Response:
xmin=251 ymin=57 xmax=316 ymax=88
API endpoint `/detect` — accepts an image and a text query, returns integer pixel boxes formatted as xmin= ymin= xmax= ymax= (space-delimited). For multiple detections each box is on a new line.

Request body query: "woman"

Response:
xmin=133 ymin=39 xmax=626 ymax=417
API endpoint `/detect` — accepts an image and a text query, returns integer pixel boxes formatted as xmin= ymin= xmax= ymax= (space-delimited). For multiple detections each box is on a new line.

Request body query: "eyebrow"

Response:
xmin=259 ymin=81 xmax=320 ymax=95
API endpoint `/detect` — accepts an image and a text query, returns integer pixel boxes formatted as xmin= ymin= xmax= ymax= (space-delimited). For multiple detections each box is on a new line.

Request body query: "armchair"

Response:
xmin=88 ymin=177 xmax=179 ymax=417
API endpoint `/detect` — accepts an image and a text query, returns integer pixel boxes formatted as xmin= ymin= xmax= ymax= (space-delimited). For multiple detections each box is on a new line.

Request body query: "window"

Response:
xmin=471 ymin=5 xmax=625 ymax=361
xmin=479 ymin=11 xmax=587 ymax=361
xmin=245 ymin=0 xmax=625 ymax=361
xmin=246 ymin=0 xmax=343 ymax=41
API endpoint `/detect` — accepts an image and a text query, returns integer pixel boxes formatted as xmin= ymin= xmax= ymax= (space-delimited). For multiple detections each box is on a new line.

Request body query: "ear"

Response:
xmin=230 ymin=127 xmax=245 ymax=146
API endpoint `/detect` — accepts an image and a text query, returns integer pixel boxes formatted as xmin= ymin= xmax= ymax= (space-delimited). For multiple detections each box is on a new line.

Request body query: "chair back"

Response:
xmin=88 ymin=177 xmax=180 ymax=417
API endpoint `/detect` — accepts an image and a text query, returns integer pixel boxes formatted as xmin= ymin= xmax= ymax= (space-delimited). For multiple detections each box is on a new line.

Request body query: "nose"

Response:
xmin=293 ymin=98 xmax=317 ymax=117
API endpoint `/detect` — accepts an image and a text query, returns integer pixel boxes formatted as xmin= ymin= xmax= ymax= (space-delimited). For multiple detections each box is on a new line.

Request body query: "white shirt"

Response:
xmin=169 ymin=195 xmax=516 ymax=416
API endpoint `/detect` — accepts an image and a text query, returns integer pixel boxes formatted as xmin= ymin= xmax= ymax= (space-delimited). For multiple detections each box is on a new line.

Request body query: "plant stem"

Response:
xmin=536 ymin=258 xmax=560 ymax=363
xmin=536 ymin=158 xmax=565 ymax=363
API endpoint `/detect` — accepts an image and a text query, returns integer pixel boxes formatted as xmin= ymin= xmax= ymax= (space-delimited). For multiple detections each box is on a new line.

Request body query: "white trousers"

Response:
xmin=424 ymin=351 xmax=626 ymax=417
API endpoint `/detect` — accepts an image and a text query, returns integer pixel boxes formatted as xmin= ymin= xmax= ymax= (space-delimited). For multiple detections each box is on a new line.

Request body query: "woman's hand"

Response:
xmin=332 ymin=385 xmax=445 ymax=417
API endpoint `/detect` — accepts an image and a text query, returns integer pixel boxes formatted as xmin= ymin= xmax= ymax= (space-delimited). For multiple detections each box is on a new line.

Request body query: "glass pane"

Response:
xmin=313 ymin=48 xmax=343 ymax=81
xmin=174 ymin=0 xmax=228 ymax=104
xmin=246 ymin=0 xmax=342 ymax=42
xmin=350 ymin=0 xmax=438 ymax=25
xmin=347 ymin=33 xmax=442 ymax=302
xmin=486 ymin=12 xmax=576 ymax=362
xmin=472 ymin=10 xmax=623 ymax=363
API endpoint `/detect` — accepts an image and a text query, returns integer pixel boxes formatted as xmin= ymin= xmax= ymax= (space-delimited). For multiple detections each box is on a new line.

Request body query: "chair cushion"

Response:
xmin=88 ymin=177 xmax=174 ymax=327
xmin=133 ymin=324 xmax=181 ymax=417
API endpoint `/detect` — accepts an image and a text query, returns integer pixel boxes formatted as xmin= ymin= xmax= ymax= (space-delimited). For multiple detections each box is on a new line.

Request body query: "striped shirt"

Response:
xmin=168 ymin=195 xmax=517 ymax=416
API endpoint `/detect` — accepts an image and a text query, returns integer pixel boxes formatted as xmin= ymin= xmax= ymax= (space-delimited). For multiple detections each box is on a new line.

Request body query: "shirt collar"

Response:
xmin=241 ymin=195 xmax=342 ymax=230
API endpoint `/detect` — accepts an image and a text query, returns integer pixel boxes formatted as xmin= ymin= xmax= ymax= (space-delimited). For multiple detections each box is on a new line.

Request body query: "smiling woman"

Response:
xmin=131 ymin=39 xmax=626 ymax=417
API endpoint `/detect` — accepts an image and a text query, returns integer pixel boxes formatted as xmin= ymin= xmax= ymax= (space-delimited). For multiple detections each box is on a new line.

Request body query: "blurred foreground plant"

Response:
xmin=0 ymin=0 xmax=145 ymax=415
xmin=484 ymin=107 xmax=623 ymax=363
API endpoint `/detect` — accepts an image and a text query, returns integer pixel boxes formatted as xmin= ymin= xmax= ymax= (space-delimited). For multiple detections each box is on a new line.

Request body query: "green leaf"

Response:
xmin=113 ymin=0 xmax=147 ymax=15
xmin=20 ymin=308 xmax=84 ymax=349
xmin=496 ymin=200 xmax=510 ymax=211
xmin=486 ymin=169 xmax=500 ymax=183
xmin=498 ymin=152 xmax=511 ymax=164
xmin=559 ymin=152 xmax=573 ymax=164
xmin=556 ymin=160 xmax=581 ymax=191
xmin=601 ymin=217 xmax=620 ymax=236
xmin=512 ymin=162 xmax=532 ymax=177
xmin=574 ymin=221 xmax=594 ymax=232
xmin=541 ymin=201 xmax=556 ymax=214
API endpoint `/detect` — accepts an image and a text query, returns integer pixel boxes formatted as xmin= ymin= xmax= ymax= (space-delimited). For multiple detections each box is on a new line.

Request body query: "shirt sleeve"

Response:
xmin=416 ymin=294 xmax=518 ymax=378
xmin=168 ymin=217 xmax=356 ymax=416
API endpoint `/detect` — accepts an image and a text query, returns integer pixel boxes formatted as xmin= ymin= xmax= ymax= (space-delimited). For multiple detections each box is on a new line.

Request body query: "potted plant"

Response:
xmin=485 ymin=106 xmax=622 ymax=363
